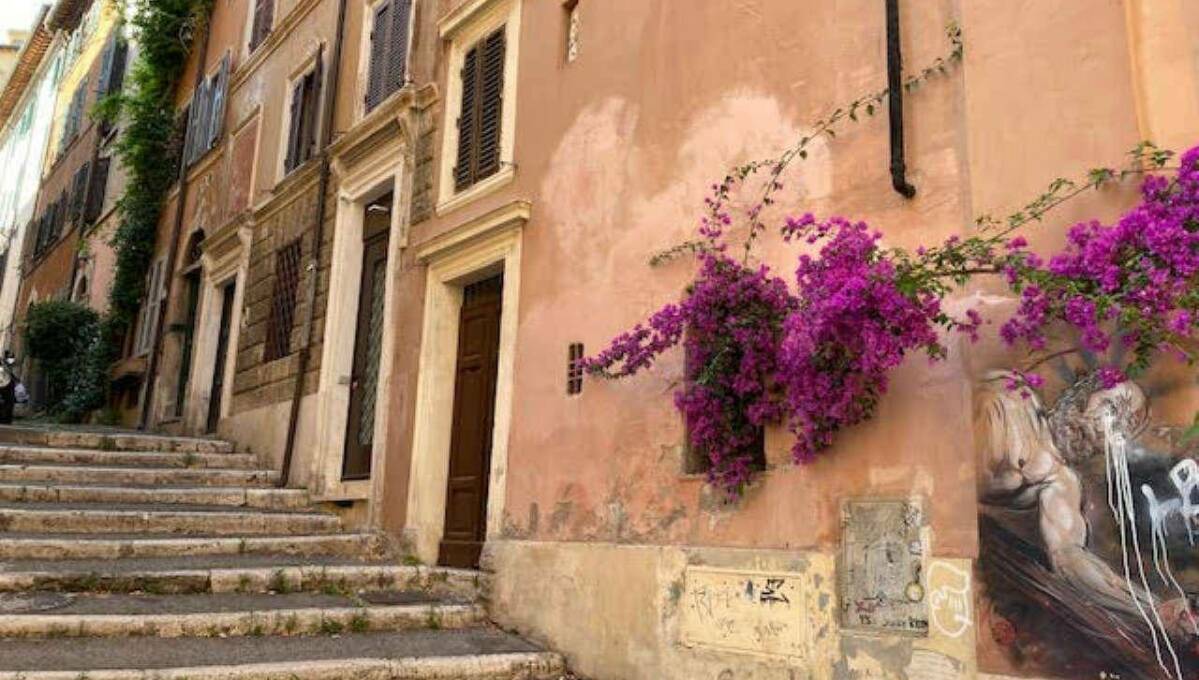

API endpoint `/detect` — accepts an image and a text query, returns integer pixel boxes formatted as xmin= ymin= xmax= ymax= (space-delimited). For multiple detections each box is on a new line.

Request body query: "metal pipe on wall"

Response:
xmin=886 ymin=0 xmax=916 ymax=199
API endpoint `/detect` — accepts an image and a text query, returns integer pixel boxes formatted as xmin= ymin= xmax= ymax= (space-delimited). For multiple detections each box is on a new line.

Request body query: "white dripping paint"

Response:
xmin=1101 ymin=409 xmax=1183 ymax=680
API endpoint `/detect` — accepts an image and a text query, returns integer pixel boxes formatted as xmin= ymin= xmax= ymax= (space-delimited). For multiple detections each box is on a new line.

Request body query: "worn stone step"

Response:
xmin=0 ymin=463 xmax=278 ymax=487
xmin=0 ymin=502 xmax=341 ymax=535
xmin=0 ymin=482 xmax=310 ymax=509
xmin=0 ymin=591 xmax=483 ymax=639
xmin=0 ymin=425 xmax=235 ymax=453
xmin=0 ymin=628 xmax=562 ymax=678
xmin=0 ymin=445 xmax=259 ymax=469
xmin=0 ymin=532 xmax=384 ymax=560
xmin=0 ymin=556 xmax=482 ymax=598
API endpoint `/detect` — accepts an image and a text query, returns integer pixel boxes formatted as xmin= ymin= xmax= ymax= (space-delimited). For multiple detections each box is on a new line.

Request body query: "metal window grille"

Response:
xmin=567 ymin=342 xmax=584 ymax=395
xmin=264 ymin=239 xmax=302 ymax=362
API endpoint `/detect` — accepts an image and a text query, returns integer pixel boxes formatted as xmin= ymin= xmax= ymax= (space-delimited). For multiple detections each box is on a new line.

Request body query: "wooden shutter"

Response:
xmin=250 ymin=0 xmax=274 ymax=51
xmin=70 ymin=163 xmax=90 ymax=222
xmin=476 ymin=28 xmax=506 ymax=181
xmin=284 ymin=77 xmax=304 ymax=172
xmin=301 ymin=54 xmax=322 ymax=164
xmin=108 ymin=38 xmax=127 ymax=95
xmin=96 ymin=39 xmax=115 ymax=97
xmin=388 ymin=0 xmax=412 ymax=91
xmin=206 ymin=55 xmax=229 ymax=152
xmin=365 ymin=1 xmax=390 ymax=112
xmin=83 ymin=157 xmax=111 ymax=224
xmin=453 ymin=44 xmax=480 ymax=191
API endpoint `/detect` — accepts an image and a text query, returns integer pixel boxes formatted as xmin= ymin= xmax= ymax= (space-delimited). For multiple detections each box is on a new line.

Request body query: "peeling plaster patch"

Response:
xmin=835 ymin=636 xmax=912 ymax=680
xmin=905 ymin=649 xmax=963 ymax=679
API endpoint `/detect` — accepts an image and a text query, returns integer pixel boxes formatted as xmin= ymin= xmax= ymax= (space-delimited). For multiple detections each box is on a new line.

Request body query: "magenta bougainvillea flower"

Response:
xmin=585 ymin=144 xmax=1199 ymax=497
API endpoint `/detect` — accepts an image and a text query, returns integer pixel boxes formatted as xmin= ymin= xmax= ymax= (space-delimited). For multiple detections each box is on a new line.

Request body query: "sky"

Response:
xmin=0 ymin=1 xmax=50 ymax=38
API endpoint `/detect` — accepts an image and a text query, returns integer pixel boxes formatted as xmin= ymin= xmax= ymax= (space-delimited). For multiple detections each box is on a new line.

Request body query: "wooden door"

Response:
xmin=438 ymin=275 xmax=503 ymax=568
xmin=205 ymin=282 xmax=236 ymax=434
xmin=342 ymin=210 xmax=391 ymax=480
xmin=174 ymin=271 xmax=202 ymax=416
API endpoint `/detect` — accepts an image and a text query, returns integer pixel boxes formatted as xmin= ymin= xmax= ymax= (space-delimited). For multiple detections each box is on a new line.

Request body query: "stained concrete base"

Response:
xmin=485 ymin=539 xmax=977 ymax=680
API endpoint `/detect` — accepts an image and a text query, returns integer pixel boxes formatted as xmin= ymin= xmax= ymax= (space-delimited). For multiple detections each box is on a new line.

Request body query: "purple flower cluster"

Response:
xmin=777 ymin=217 xmax=949 ymax=462
xmin=587 ymin=143 xmax=1198 ymax=498
xmin=582 ymin=253 xmax=794 ymax=495
xmin=1002 ymin=146 xmax=1199 ymax=377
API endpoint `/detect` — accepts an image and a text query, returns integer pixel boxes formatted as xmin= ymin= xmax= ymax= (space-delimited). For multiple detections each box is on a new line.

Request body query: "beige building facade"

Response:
xmin=21 ymin=0 xmax=1199 ymax=677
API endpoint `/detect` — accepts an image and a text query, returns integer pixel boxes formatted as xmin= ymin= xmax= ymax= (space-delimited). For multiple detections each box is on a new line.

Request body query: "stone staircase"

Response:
xmin=0 ymin=426 xmax=563 ymax=679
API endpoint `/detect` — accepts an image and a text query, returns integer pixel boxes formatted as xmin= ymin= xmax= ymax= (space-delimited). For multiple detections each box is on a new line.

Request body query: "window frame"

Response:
xmin=279 ymin=49 xmax=325 ymax=179
xmin=435 ymin=0 xmax=522 ymax=215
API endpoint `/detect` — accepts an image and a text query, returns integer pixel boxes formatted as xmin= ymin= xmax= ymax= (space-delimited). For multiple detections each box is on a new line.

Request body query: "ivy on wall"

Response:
xmin=60 ymin=0 xmax=214 ymax=421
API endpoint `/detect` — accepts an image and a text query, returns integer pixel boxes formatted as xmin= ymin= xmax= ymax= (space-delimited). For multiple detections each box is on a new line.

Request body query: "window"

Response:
xmin=182 ymin=55 xmax=230 ymax=168
xmin=249 ymin=0 xmax=275 ymax=52
xmin=134 ymin=257 xmax=167 ymax=356
xmin=564 ymin=0 xmax=580 ymax=63
xmin=83 ymin=157 xmax=111 ymax=225
xmin=365 ymin=0 xmax=413 ymax=113
xmin=263 ymin=239 xmax=303 ymax=361
xmin=284 ymin=58 xmax=322 ymax=174
xmin=69 ymin=162 xmax=89 ymax=223
xmin=96 ymin=33 xmax=128 ymax=137
xmin=453 ymin=28 xmax=506 ymax=192
xmin=567 ymin=342 xmax=584 ymax=395
xmin=58 ymin=81 xmax=87 ymax=155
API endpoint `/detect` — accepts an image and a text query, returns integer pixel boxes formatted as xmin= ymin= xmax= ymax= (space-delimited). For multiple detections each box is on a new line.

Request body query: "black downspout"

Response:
xmin=278 ymin=0 xmax=350 ymax=487
xmin=138 ymin=18 xmax=212 ymax=430
xmin=886 ymin=0 xmax=916 ymax=199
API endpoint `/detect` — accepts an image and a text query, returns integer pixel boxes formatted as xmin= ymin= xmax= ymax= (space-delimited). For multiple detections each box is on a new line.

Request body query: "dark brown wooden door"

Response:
xmin=342 ymin=209 xmax=391 ymax=480
xmin=438 ymin=275 xmax=503 ymax=568
xmin=206 ymin=281 xmax=236 ymax=433
xmin=175 ymin=271 xmax=202 ymax=417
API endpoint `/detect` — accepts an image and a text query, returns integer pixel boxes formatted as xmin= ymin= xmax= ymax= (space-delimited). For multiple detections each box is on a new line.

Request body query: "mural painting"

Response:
xmin=975 ymin=366 xmax=1199 ymax=679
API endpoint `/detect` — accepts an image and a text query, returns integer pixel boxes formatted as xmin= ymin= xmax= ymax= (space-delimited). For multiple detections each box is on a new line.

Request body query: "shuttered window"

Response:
xmin=134 ymin=257 xmax=167 ymax=356
xmin=58 ymin=82 xmax=88 ymax=155
xmin=83 ymin=157 xmax=111 ymax=225
xmin=69 ymin=163 xmax=90 ymax=222
xmin=96 ymin=34 xmax=128 ymax=98
xmin=182 ymin=55 xmax=230 ymax=167
xmin=249 ymin=0 xmax=275 ymax=52
xmin=453 ymin=27 xmax=506 ymax=192
xmin=284 ymin=57 xmax=322 ymax=174
xmin=365 ymin=0 xmax=412 ymax=113
xmin=264 ymin=239 xmax=303 ymax=362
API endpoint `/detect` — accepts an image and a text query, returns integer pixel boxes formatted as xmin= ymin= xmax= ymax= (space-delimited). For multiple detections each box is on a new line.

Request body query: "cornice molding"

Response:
xmin=417 ymin=198 xmax=530 ymax=263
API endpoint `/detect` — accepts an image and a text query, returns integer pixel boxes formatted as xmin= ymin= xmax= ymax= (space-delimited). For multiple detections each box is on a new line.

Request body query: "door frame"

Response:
xmin=183 ymin=222 xmax=250 ymax=435
xmin=310 ymin=134 xmax=409 ymax=506
xmin=405 ymin=199 xmax=528 ymax=565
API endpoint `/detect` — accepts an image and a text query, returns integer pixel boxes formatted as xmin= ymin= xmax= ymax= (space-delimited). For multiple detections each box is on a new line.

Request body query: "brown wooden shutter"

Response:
xmin=476 ymin=28 xmax=506 ymax=181
xmin=250 ymin=0 xmax=274 ymax=51
xmin=284 ymin=78 xmax=304 ymax=172
xmin=301 ymin=54 xmax=322 ymax=163
xmin=453 ymin=44 xmax=480 ymax=191
xmin=83 ymin=157 xmax=110 ymax=224
xmin=365 ymin=1 xmax=390 ymax=112
xmin=388 ymin=0 xmax=412 ymax=91
xmin=108 ymin=38 xmax=127 ymax=95
xmin=70 ymin=163 xmax=89 ymax=222
xmin=96 ymin=39 xmax=115 ymax=97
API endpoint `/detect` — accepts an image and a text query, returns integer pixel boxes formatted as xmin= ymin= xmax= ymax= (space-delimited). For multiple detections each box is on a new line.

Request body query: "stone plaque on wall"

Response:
xmin=679 ymin=566 xmax=808 ymax=659
xmin=839 ymin=498 xmax=929 ymax=635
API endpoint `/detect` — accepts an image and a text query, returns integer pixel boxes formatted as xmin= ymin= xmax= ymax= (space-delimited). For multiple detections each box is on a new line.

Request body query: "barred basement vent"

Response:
xmin=567 ymin=342 xmax=584 ymax=395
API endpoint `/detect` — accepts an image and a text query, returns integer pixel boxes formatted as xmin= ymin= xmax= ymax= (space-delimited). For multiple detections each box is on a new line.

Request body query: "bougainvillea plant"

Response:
xmin=583 ymin=24 xmax=1195 ymax=497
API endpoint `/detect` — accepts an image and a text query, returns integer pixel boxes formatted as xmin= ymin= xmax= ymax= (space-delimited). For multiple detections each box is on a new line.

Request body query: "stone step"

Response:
xmin=0 ymin=502 xmax=341 ymax=536
xmin=0 ymin=591 xmax=483 ymax=639
xmin=0 ymin=532 xmax=384 ymax=560
xmin=0 ymin=463 xmax=278 ymax=487
xmin=0 ymin=482 xmax=310 ymax=509
xmin=0 ymin=425 xmax=235 ymax=454
xmin=0 ymin=556 xmax=482 ymax=598
xmin=0 ymin=445 xmax=259 ymax=469
xmin=0 ymin=628 xmax=562 ymax=678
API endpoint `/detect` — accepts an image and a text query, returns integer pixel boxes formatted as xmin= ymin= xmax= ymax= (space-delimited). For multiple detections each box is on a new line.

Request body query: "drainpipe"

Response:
xmin=278 ymin=0 xmax=350 ymax=487
xmin=886 ymin=0 xmax=916 ymax=199
xmin=138 ymin=16 xmax=213 ymax=430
